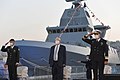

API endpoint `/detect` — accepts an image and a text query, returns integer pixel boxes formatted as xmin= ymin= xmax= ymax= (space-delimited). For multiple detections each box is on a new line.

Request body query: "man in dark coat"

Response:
xmin=49 ymin=37 xmax=66 ymax=80
xmin=1 ymin=39 xmax=20 ymax=80
xmin=82 ymin=30 xmax=109 ymax=80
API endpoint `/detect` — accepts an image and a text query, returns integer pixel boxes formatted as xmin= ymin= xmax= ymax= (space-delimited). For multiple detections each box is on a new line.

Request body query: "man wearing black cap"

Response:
xmin=1 ymin=39 xmax=20 ymax=80
xmin=82 ymin=30 xmax=109 ymax=80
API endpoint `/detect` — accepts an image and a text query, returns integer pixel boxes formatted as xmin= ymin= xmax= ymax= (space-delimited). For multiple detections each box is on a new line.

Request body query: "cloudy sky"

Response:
xmin=0 ymin=0 xmax=120 ymax=45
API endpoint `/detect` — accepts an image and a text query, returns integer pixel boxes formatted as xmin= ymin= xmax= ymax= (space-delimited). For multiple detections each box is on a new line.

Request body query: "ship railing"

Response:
xmin=29 ymin=72 xmax=86 ymax=80
xmin=19 ymin=58 xmax=87 ymax=79
xmin=20 ymin=58 xmax=86 ymax=75
xmin=33 ymin=66 xmax=51 ymax=76
xmin=27 ymin=65 xmax=86 ymax=80
xmin=31 ymin=65 xmax=86 ymax=76
xmin=28 ymin=65 xmax=120 ymax=80
xmin=71 ymin=66 xmax=86 ymax=73
xmin=31 ymin=66 xmax=86 ymax=75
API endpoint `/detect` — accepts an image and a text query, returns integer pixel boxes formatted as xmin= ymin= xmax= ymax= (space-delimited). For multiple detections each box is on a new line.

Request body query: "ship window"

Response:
xmin=83 ymin=27 xmax=87 ymax=31
xmin=61 ymin=29 xmax=64 ymax=33
xmin=48 ymin=30 xmax=52 ymax=34
xmin=78 ymin=28 xmax=82 ymax=32
xmin=65 ymin=29 xmax=69 ymax=32
xmin=74 ymin=28 xmax=77 ymax=32
xmin=70 ymin=28 xmax=73 ymax=32
xmin=53 ymin=30 xmax=57 ymax=33
xmin=61 ymin=29 xmax=64 ymax=31
xmin=96 ymin=27 xmax=106 ymax=30
xmin=57 ymin=29 xmax=60 ymax=33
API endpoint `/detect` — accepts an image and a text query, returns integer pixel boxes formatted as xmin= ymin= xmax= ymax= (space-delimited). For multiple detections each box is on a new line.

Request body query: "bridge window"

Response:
xmin=78 ymin=28 xmax=82 ymax=32
xmin=57 ymin=29 xmax=60 ymax=33
xmin=65 ymin=29 xmax=69 ymax=32
xmin=53 ymin=30 xmax=57 ymax=33
xmin=48 ymin=30 xmax=52 ymax=34
xmin=70 ymin=28 xmax=73 ymax=32
xmin=60 ymin=29 xmax=64 ymax=33
xmin=74 ymin=28 xmax=78 ymax=32
xmin=83 ymin=27 xmax=87 ymax=31
xmin=95 ymin=27 xmax=107 ymax=30
xmin=48 ymin=27 xmax=88 ymax=34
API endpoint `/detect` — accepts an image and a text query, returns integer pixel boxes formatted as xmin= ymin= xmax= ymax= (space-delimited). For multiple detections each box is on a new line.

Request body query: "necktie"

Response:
xmin=54 ymin=45 xmax=59 ymax=61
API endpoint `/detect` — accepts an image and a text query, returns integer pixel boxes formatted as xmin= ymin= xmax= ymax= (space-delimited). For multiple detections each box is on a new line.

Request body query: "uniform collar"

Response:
xmin=11 ymin=46 xmax=15 ymax=48
xmin=97 ymin=38 xmax=101 ymax=42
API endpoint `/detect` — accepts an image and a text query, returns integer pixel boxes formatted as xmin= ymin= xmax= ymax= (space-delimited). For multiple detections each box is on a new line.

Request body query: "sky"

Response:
xmin=0 ymin=0 xmax=120 ymax=46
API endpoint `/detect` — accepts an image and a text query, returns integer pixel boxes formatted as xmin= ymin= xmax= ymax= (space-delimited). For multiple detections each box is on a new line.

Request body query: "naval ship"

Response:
xmin=15 ymin=0 xmax=120 ymax=67
xmin=1 ymin=0 xmax=120 ymax=78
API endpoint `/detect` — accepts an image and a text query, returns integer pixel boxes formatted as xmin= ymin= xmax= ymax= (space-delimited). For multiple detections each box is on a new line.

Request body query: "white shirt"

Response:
xmin=11 ymin=46 xmax=14 ymax=49
xmin=54 ymin=44 xmax=60 ymax=61
xmin=97 ymin=38 xmax=101 ymax=42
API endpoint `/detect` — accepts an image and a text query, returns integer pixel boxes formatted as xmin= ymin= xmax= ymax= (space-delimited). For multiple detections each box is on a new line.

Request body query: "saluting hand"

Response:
xmin=90 ymin=32 xmax=96 ymax=35
xmin=83 ymin=32 xmax=94 ymax=39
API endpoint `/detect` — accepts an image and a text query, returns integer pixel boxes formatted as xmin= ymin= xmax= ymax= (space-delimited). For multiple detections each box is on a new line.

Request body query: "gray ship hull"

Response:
xmin=16 ymin=40 xmax=90 ymax=67
xmin=16 ymin=40 xmax=120 ymax=67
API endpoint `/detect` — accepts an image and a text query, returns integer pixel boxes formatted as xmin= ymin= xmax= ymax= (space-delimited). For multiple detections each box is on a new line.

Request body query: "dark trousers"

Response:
xmin=86 ymin=68 xmax=92 ymax=79
xmin=92 ymin=60 xmax=104 ymax=80
xmin=8 ymin=65 xmax=17 ymax=80
xmin=52 ymin=62 xmax=63 ymax=80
